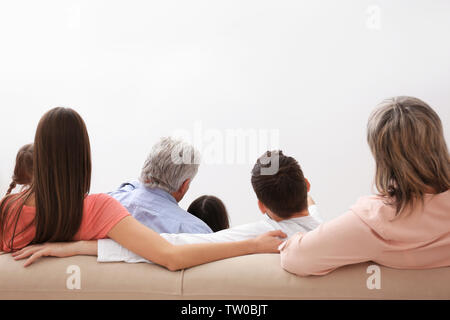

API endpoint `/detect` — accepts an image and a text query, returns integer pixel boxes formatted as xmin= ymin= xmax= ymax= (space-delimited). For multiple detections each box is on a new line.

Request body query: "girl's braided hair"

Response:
xmin=6 ymin=144 xmax=33 ymax=196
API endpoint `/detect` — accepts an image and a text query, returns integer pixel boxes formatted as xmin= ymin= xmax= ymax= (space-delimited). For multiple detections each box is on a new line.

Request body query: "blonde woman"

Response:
xmin=279 ymin=96 xmax=450 ymax=276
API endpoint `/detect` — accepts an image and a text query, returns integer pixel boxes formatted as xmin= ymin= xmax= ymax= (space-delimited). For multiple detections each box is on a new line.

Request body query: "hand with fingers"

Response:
xmin=12 ymin=241 xmax=97 ymax=267
xmin=252 ymin=230 xmax=287 ymax=253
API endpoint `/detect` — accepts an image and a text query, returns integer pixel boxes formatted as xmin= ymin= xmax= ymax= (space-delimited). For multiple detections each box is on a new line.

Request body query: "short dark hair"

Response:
xmin=187 ymin=195 xmax=230 ymax=232
xmin=251 ymin=150 xmax=308 ymax=218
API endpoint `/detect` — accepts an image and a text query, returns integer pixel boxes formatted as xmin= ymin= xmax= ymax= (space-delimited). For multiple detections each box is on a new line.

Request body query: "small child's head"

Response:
xmin=367 ymin=96 xmax=450 ymax=215
xmin=187 ymin=195 xmax=230 ymax=232
xmin=251 ymin=150 xmax=310 ymax=221
xmin=6 ymin=144 xmax=34 ymax=196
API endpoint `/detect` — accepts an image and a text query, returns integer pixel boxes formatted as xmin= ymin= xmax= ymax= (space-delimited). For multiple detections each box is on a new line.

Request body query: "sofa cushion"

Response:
xmin=0 ymin=253 xmax=182 ymax=299
xmin=182 ymin=254 xmax=450 ymax=299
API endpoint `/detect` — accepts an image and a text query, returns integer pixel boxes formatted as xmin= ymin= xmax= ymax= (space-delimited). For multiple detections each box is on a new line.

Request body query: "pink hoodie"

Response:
xmin=279 ymin=190 xmax=450 ymax=276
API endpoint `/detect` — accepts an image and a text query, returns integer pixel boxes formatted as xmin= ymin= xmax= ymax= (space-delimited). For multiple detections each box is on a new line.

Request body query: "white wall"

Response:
xmin=0 ymin=0 xmax=449 ymax=226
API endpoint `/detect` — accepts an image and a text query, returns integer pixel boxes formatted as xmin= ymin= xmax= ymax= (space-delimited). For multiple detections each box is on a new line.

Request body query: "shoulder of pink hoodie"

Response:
xmin=351 ymin=190 xmax=450 ymax=243
xmin=280 ymin=189 xmax=450 ymax=276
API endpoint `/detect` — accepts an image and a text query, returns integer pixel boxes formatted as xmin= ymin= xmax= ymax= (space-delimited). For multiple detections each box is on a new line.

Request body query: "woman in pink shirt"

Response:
xmin=0 ymin=107 xmax=285 ymax=269
xmin=280 ymin=96 xmax=450 ymax=276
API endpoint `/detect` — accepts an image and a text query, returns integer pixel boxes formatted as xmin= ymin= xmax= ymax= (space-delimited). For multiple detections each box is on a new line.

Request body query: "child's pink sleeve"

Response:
xmin=279 ymin=211 xmax=382 ymax=276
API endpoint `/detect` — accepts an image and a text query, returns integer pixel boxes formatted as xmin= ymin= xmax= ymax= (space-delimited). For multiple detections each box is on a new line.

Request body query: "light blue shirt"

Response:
xmin=108 ymin=181 xmax=213 ymax=234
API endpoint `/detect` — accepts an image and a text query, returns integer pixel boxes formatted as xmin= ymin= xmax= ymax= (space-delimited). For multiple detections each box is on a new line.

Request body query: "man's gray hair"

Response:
xmin=140 ymin=137 xmax=201 ymax=193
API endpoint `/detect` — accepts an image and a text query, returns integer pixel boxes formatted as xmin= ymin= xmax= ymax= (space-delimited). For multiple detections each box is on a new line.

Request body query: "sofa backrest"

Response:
xmin=1 ymin=253 xmax=449 ymax=299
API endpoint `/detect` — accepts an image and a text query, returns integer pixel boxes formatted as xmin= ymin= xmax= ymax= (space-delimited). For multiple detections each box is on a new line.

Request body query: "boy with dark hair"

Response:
xmin=251 ymin=150 xmax=310 ymax=220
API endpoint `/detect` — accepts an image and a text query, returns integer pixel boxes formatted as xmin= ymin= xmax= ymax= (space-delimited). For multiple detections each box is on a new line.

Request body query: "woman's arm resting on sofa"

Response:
xmin=107 ymin=216 xmax=286 ymax=271
xmin=97 ymin=223 xmax=270 ymax=263
xmin=12 ymin=241 xmax=97 ymax=267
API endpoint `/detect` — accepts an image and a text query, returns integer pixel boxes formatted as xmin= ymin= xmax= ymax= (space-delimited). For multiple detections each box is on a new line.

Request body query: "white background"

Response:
xmin=0 ymin=0 xmax=449 ymax=226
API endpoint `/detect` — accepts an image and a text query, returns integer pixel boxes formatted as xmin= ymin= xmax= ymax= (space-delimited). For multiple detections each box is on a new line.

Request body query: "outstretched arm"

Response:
xmin=107 ymin=216 xmax=285 ymax=271
xmin=98 ymin=222 xmax=267 ymax=263
xmin=13 ymin=216 xmax=286 ymax=270
xmin=12 ymin=240 xmax=98 ymax=266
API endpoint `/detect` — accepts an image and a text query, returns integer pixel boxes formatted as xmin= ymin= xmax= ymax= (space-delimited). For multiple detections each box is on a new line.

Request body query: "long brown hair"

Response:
xmin=367 ymin=96 xmax=450 ymax=216
xmin=0 ymin=107 xmax=92 ymax=250
xmin=6 ymin=144 xmax=34 ymax=196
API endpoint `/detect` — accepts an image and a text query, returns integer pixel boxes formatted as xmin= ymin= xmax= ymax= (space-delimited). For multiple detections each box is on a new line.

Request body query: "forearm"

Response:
xmin=106 ymin=236 xmax=256 ymax=271
xmin=107 ymin=216 xmax=283 ymax=271
xmin=168 ymin=239 xmax=256 ymax=271
xmin=98 ymin=230 xmax=253 ymax=264
xmin=100 ymin=237 xmax=255 ymax=270
xmin=74 ymin=240 xmax=98 ymax=256
xmin=11 ymin=240 xmax=99 ymax=267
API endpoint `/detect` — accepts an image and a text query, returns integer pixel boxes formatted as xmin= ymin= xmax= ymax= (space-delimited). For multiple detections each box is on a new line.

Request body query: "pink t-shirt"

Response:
xmin=1 ymin=193 xmax=130 ymax=252
xmin=280 ymin=190 xmax=450 ymax=276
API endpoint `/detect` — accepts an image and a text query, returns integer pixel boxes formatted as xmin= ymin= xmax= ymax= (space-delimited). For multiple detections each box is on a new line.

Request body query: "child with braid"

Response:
xmin=5 ymin=144 xmax=33 ymax=196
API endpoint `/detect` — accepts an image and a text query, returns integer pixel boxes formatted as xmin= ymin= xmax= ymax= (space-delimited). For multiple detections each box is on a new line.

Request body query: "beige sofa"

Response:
xmin=1 ymin=252 xmax=449 ymax=299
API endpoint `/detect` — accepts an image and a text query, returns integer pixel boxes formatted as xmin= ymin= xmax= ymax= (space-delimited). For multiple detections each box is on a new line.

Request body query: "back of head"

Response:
xmin=1 ymin=107 xmax=92 ymax=250
xmin=187 ymin=195 xmax=230 ymax=232
xmin=251 ymin=150 xmax=308 ymax=219
xmin=367 ymin=96 xmax=450 ymax=215
xmin=140 ymin=137 xmax=201 ymax=193
xmin=6 ymin=143 xmax=34 ymax=196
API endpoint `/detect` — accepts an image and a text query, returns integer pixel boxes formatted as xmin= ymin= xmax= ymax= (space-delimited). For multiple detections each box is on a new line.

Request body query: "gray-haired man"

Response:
xmin=109 ymin=137 xmax=212 ymax=234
